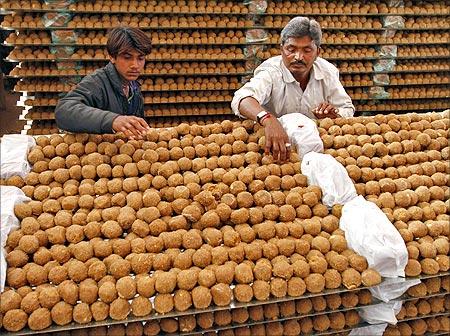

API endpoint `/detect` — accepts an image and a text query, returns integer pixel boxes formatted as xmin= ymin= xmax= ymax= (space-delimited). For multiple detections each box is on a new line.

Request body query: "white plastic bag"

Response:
xmin=301 ymin=152 xmax=357 ymax=208
xmin=358 ymin=301 xmax=403 ymax=325
xmin=278 ymin=113 xmax=324 ymax=159
xmin=369 ymin=277 xmax=421 ymax=302
xmin=349 ymin=323 xmax=388 ymax=336
xmin=0 ymin=134 xmax=36 ymax=178
xmin=340 ymin=196 xmax=408 ymax=278
xmin=0 ymin=186 xmax=31 ymax=292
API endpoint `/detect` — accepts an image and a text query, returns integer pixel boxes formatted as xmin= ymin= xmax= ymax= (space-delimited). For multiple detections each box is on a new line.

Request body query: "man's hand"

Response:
xmin=312 ymin=102 xmax=339 ymax=119
xmin=262 ymin=117 xmax=291 ymax=163
xmin=112 ymin=115 xmax=150 ymax=140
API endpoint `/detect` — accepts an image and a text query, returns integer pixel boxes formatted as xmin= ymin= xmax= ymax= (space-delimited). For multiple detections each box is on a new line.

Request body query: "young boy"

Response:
xmin=55 ymin=27 xmax=151 ymax=139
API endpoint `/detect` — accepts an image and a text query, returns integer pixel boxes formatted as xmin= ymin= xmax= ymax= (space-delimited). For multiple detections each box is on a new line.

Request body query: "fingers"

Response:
xmin=313 ymin=103 xmax=338 ymax=119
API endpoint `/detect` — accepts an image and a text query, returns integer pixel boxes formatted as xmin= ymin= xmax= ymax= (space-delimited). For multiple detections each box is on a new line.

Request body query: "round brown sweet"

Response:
xmin=420 ymin=258 xmax=440 ymax=275
xmin=155 ymin=271 xmax=177 ymax=294
xmin=324 ymin=269 xmax=342 ymax=289
xmin=405 ymin=259 xmax=422 ymax=276
xmin=287 ymin=277 xmax=306 ymax=297
xmin=51 ymin=301 xmax=73 ymax=326
xmin=98 ymin=281 xmax=117 ymax=304
xmin=131 ymin=295 xmax=152 ymax=317
xmin=20 ymin=291 xmax=39 ymax=314
xmin=2 ymin=309 xmax=28 ymax=332
xmin=342 ymin=268 xmax=362 ymax=289
xmin=361 ymin=268 xmax=382 ymax=287
xmin=26 ymin=264 xmax=48 ymax=286
xmin=73 ymin=302 xmax=92 ymax=324
xmin=191 ymin=286 xmax=212 ymax=309
xmin=28 ymin=307 xmax=51 ymax=330
xmin=234 ymin=284 xmax=253 ymax=302
xmin=58 ymin=280 xmax=79 ymax=305
xmin=109 ymin=297 xmax=130 ymax=320
xmin=305 ymin=273 xmax=325 ymax=293
xmin=270 ymin=277 xmax=287 ymax=298
xmin=91 ymin=301 xmax=109 ymax=322
xmin=38 ymin=286 xmax=60 ymax=309
xmin=0 ymin=289 xmax=22 ymax=314
xmin=347 ymin=254 xmax=368 ymax=272
xmin=154 ymin=293 xmax=174 ymax=314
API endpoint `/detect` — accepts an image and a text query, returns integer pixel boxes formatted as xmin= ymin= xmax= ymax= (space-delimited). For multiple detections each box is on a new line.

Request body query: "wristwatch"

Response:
xmin=256 ymin=110 xmax=270 ymax=125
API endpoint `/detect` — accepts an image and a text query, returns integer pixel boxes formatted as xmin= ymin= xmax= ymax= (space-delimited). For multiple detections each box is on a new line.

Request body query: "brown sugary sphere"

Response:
xmin=264 ymin=302 xmax=280 ymax=320
xmin=73 ymin=302 xmax=92 ymax=324
xmin=234 ymin=284 xmax=253 ymax=302
xmin=109 ymin=258 xmax=131 ymax=279
xmin=420 ymin=258 xmax=440 ymax=275
xmin=214 ymin=310 xmax=232 ymax=327
xmin=58 ymin=280 xmax=79 ymax=305
xmin=198 ymin=269 xmax=216 ymax=288
xmin=348 ymin=254 xmax=368 ymax=272
xmin=98 ymin=281 xmax=117 ymax=304
xmin=26 ymin=264 xmax=48 ymax=286
xmin=0 ymin=289 xmax=22 ymax=313
xmin=154 ymin=293 xmax=174 ymax=314
xmin=173 ymin=289 xmax=192 ymax=312
xmin=91 ymin=301 xmax=109 ymax=322
xmin=234 ymin=263 xmax=254 ymax=284
xmin=313 ymin=314 xmax=330 ymax=332
xmin=38 ymin=286 xmax=60 ymax=309
xmin=109 ymin=297 xmax=130 ymax=320
xmin=18 ymin=234 xmax=40 ymax=254
xmin=287 ymin=277 xmax=306 ymax=297
xmin=28 ymin=307 xmax=51 ymax=330
xmin=135 ymin=274 xmax=154 ymax=298
xmin=309 ymin=256 xmax=328 ymax=274
xmin=273 ymin=259 xmax=294 ymax=279
xmin=155 ymin=271 xmax=177 ymax=294
xmin=361 ymin=268 xmax=381 ymax=287
xmin=6 ymin=250 xmax=28 ymax=268
xmin=324 ymin=269 xmax=342 ymax=289
xmin=252 ymin=279 xmax=271 ymax=301
xmin=115 ymin=276 xmax=136 ymax=300
xmin=342 ymin=268 xmax=362 ymax=289
xmin=341 ymin=292 xmax=359 ymax=308
xmin=67 ymin=259 xmax=88 ymax=283
xmin=254 ymin=259 xmax=273 ymax=281
xmin=345 ymin=310 xmax=360 ymax=327
xmin=20 ymin=291 xmax=39 ymax=314
xmin=311 ymin=296 xmax=327 ymax=311
xmin=131 ymin=295 xmax=152 ymax=317
xmin=51 ymin=301 xmax=73 ymax=326
xmin=7 ymin=268 xmax=27 ymax=288
xmin=191 ymin=286 xmax=212 ymax=309
xmin=405 ymin=259 xmax=422 ymax=276
xmin=2 ymin=309 xmax=28 ymax=332
xmin=270 ymin=277 xmax=287 ymax=298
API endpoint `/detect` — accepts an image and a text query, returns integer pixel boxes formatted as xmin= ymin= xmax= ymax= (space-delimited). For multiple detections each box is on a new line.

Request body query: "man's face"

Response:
xmin=110 ymin=49 xmax=145 ymax=81
xmin=281 ymin=36 xmax=320 ymax=79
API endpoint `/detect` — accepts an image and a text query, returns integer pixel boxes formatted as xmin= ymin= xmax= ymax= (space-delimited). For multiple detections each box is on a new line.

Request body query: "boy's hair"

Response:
xmin=106 ymin=27 xmax=152 ymax=58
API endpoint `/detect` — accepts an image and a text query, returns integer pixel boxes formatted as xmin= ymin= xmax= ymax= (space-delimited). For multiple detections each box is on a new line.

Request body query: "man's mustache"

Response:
xmin=291 ymin=60 xmax=306 ymax=66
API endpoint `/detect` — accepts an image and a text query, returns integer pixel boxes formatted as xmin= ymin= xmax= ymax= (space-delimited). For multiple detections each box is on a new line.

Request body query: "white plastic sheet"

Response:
xmin=301 ymin=152 xmax=357 ymax=208
xmin=340 ymin=196 xmax=408 ymax=278
xmin=369 ymin=277 xmax=421 ymax=303
xmin=278 ymin=113 xmax=324 ymax=159
xmin=349 ymin=323 xmax=388 ymax=336
xmin=358 ymin=301 xmax=403 ymax=325
xmin=0 ymin=134 xmax=36 ymax=179
xmin=0 ymin=186 xmax=31 ymax=292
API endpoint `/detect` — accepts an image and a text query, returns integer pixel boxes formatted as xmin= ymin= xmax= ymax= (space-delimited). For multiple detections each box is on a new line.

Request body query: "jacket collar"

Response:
xmin=105 ymin=62 xmax=126 ymax=94
xmin=280 ymin=57 xmax=325 ymax=83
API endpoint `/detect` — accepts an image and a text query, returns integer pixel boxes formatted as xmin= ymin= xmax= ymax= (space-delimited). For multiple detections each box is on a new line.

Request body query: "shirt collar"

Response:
xmin=280 ymin=57 xmax=325 ymax=83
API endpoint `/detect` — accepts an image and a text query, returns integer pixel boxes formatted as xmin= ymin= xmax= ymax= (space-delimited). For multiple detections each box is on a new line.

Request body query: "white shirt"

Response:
xmin=231 ymin=55 xmax=355 ymax=119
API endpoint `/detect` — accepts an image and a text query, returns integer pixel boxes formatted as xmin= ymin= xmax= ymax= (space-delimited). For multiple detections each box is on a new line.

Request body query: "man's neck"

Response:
xmin=295 ymin=72 xmax=310 ymax=91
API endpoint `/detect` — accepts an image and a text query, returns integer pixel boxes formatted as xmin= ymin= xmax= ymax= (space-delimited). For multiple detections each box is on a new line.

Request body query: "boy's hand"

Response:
xmin=112 ymin=115 xmax=150 ymax=139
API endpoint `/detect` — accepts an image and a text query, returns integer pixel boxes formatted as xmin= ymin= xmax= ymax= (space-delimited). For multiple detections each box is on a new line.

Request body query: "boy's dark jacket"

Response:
xmin=55 ymin=62 xmax=144 ymax=134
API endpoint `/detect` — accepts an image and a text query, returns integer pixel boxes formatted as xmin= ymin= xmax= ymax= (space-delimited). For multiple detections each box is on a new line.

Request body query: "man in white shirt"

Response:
xmin=231 ymin=16 xmax=354 ymax=162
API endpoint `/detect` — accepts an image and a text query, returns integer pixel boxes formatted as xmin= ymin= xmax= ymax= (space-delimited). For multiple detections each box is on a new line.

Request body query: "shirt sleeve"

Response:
xmin=55 ymin=75 xmax=119 ymax=134
xmin=231 ymin=69 xmax=273 ymax=118
xmin=327 ymin=70 xmax=355 ymax=118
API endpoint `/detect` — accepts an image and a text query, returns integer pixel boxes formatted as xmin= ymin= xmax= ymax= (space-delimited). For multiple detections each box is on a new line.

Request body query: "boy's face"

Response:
xmin=110 ymin=49 xmax=145 ymax=81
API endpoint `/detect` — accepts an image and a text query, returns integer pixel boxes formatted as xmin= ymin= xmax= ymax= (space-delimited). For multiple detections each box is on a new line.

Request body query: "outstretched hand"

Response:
xmin=262 ymin=117 xmax=291 ymax=163
xmin=312 ymin=102 xmax=339 ymax=119
xmin=112 ymin=115 xmax=150 ymax=140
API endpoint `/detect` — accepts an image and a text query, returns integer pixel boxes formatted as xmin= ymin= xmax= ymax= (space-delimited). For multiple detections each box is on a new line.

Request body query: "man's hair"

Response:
xmin=280 ymin=16 xmax=322 ymax=47
xmin=106 ymin=27 xmax=152 ymax=58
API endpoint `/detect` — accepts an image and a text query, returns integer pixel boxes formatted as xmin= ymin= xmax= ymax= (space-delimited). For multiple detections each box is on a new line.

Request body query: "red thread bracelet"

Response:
xmin=260 ymin=113 xmax=272 ymax=124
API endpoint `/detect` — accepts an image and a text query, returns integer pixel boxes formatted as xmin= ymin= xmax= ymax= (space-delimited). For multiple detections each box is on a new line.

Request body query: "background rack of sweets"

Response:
xmin=0 ymin=0 xmax=449 ymax=134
